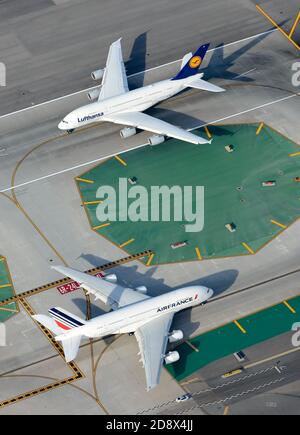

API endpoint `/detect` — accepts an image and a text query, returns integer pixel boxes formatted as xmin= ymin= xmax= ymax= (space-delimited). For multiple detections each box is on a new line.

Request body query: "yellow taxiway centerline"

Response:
xmin=256 ymin=5 xmax=300 ymax=51
xmin=289 ymin=12 xmax=300 ymax=39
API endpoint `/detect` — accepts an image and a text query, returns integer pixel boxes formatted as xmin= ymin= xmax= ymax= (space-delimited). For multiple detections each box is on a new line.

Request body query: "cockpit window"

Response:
xmin=62 ymin=120 xmax=68 ymax=124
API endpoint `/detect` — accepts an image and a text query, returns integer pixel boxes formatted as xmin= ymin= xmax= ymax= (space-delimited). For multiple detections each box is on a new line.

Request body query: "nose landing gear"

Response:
xmin=67 ymin=129 xmax=75 ymax=134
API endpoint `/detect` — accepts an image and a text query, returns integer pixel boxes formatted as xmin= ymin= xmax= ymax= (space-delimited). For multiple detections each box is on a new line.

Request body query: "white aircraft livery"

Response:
xmin=33 ymin=266 xmax=214 ymax=391
xmin=58 ymin=38 xmax=225 ymax=145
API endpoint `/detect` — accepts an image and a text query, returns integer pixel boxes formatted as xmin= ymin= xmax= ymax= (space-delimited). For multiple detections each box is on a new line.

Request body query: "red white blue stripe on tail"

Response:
xmin=172 ymin=43 xmax=210 ymax=80
xmin=49 ymin=307 xmax=86 ymax=331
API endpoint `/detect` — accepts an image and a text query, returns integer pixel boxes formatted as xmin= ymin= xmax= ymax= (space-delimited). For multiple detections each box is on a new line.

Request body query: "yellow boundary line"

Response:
xmin=242 ymin=242 xmax=254 ymax=255
xmin=83 ymin=200 xmax=103 ymax=205
xmin=195 ymin=247 xmax=202 ymax=261
xmin=271 ymin=219 xmax=287 ymax=229
xmin=223 ymin=406 xmax=230 ymax=415
xmin=283 ymin=300 xmax=296 ymax=314
xmin=256 ymin=122 xmax=264 ymax=135
xmin=93 ymin=222 xmax=111 ymax=230
xmin=256 ymin=5 xmax=300 ymax=51
xmin=289 ymin=152 xmax=300 ymax=157
xmin=204 ymin=126 xmax=212 ymax=139
xmin=0 ymin=284 xmax=12 ymax=289
xmin=114 ymin=155 xmax=127 ymax=166
xmin=119 ymin=238 xmax=135 ymax=248
xmin=146 ymin=253 xmax=155 ymax=266
xmin=75 ymin=177 xmax=94 ymax=184
xmin=234 ymin=320 xmax=247 ymax=334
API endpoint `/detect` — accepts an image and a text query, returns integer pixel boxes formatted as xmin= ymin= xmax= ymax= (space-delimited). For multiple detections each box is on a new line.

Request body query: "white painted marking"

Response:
xmin=235 ymin=68 xmax=257 ymax=78
xmin=0 ymin=29 xmax=277 ymax=120
xmin=0 ymin=92 xmax=297 ymax=194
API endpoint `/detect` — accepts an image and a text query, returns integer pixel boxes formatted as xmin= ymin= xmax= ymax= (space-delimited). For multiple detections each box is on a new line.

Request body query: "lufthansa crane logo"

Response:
xmin=189 ymin=56 xmax=202 ymax=69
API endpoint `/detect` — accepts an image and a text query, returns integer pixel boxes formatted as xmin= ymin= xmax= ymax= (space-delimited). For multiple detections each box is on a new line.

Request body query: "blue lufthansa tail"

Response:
xmin=172 ymin=43 xmax=210 ymax=81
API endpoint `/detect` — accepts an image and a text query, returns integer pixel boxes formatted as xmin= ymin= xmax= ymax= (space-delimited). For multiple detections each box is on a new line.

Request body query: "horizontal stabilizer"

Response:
xmin=59 ymin=335 xmax=82 ymax=363
xmin=188 ymin=78 xmax=225 ymax=93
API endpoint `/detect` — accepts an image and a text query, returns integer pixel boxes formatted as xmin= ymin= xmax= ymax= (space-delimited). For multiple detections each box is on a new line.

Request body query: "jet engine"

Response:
xmin=148 ymin=134 xmax=165 ymax=146
xmin=164 ymin=351 xmax=180 ymax=364
xmin=104 ymin=273 xmax=117 ymax=283
xmin=91 ymin=69 xmax=105 ymax=81
xmin=120 ymin=127 xmax=137 ymax=139
xmin=87 ymin=88 xmax=101 ymax=101
xmin=168 ymin=329 xmax=184 ymax=343
xmin=135 ymin=285 xmax=147 ymax=294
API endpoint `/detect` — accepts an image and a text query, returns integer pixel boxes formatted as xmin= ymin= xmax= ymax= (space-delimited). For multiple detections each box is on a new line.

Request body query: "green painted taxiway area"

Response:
xmin=166 ymin=296 xmax=300 ymax=381
xmin=0 ymin=257 xmax=17 ymax=322
xmin=77 ymin=124 xmax=300 ymax=265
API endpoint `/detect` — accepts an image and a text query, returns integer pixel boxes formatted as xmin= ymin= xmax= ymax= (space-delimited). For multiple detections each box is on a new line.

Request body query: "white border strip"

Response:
xmin=1 ymin=92 xmax=297 ymax=194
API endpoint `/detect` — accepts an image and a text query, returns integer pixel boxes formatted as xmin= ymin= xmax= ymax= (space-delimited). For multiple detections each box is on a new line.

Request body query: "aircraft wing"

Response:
xmin=52 ymin=266 xmax=149 ymax=310
xmin=102 ymin=111 xmax=210 ymax=145
xmin=135 ymin=313 xmax=174 ymax=391
xmin=99 ymin=38 xmax=129 ymax=101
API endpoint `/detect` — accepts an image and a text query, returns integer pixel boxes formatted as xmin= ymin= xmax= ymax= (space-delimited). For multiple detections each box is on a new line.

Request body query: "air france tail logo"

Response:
xmin=189 ymin=56 xmax=202 ymax=69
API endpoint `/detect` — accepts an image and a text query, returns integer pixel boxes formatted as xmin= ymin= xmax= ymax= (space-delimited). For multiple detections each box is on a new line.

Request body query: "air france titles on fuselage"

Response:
xmin=157 ymin=296 xmax=195 ymax=313
xmin=77 ymin=112 xmax=104 ymax=123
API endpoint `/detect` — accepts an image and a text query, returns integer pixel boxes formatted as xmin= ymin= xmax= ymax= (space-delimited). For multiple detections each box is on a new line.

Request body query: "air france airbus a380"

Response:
xmin=58 ymin=38 xmax=225 ymax=145
xmin=33 ymin=266 xmax=214 ymax=391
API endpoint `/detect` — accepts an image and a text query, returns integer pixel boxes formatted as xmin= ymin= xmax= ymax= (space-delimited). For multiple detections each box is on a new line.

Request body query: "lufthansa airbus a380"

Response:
xmin=33 ymin=266 xmax=214 ymax=391
xmin=58 ymin=38 xmax=225 ymax=145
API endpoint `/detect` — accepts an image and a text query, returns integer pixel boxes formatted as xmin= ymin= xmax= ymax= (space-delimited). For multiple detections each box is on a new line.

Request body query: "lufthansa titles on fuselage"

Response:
xmin=77 ymin=112 xmax=104 ymax=123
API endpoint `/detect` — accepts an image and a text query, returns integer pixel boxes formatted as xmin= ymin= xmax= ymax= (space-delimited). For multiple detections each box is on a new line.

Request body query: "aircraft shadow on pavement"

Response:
xmin=77 ymin=252 xmax=238 ymax=301
xmin=147 ymin=107 xmax=233 ymax=136
xmin=203 ymin=21 xmax=288 ymax=82
xmin=125 ymin=31 xmax=149 ymax=89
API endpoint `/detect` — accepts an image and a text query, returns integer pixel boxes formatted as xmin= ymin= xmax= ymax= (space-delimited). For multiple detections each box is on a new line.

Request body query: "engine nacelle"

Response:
xmin=104 ymin=273 xmax=117 ymax=283
xmin=87 ymin=88 xmax=101 ymax=101
xmin=168 ymin=329 xmax=184 ymax=343
xmin=135 ymin=285 xmax=147 ymax=294
xmin=91 ymin=69 xmax=105 ymax=81
xmin=164 ymin=351 xmax=180 ymax=365
xmin=148 ymin=134 xmax=165 ymax=146
xmin=120 ymin=127 xmax=137 ymax=139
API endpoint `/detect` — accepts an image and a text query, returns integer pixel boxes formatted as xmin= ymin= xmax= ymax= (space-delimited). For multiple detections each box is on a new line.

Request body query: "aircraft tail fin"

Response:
xmin=172 ymin=43 xmax=210 ymax=80
xmin=33 ymin=308 xmax=86 ymax=362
